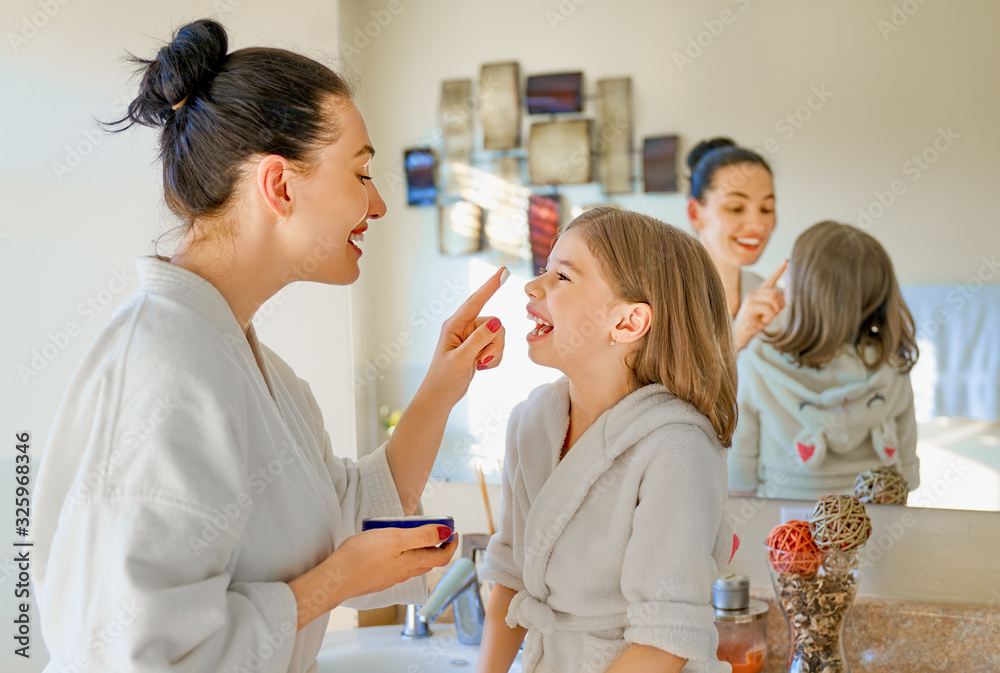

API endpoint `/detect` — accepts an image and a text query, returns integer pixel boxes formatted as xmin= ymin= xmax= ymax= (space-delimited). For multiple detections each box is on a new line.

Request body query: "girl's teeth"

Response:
xmin=349 ymin=232 xmax=365 ymax=243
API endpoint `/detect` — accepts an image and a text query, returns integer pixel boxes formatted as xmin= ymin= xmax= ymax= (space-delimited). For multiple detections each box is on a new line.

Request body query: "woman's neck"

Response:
xmin=169 ymin=221 xmax=284 ymax=332
xmin=714 ymin=256 xmax=743 ymax=317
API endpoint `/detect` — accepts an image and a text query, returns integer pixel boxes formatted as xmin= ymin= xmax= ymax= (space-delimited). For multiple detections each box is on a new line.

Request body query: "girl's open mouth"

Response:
xmin=527 ymin=311 xmax=554 ymax=341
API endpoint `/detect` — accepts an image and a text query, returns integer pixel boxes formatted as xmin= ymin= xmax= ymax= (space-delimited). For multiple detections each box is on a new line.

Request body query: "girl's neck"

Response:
xmin=563 ymin=369 xmax=632 ymax=455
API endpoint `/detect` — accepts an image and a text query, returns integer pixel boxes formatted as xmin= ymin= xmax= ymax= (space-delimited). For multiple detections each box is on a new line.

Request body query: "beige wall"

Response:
xmin=342 ymin=0 xmax=1000 ymax=606
xmin=1 ymin=2 xmax=344 ymax=670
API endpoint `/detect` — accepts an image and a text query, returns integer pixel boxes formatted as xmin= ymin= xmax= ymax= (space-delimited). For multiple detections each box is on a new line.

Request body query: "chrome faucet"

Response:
xmin=402 ymin=557 xmax=485 ymax=645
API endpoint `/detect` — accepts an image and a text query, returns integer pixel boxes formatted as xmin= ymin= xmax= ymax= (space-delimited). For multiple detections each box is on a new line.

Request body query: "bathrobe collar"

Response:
xmin=520 ymin=377 xmax=718 ymax=604
xmin=136 ymin=255 xmax=277 ymax=401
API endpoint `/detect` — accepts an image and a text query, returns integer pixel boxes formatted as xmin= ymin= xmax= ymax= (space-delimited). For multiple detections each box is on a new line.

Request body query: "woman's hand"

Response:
xmin=420 ymin=266 xmax=508 ymax=407
xmin=733 ymin=260 xmax=787 ymax=351
xmin=385 ymin=266 xmax=508 ymax=514
xmin=289 ymin=524 xmax=458 ymax=630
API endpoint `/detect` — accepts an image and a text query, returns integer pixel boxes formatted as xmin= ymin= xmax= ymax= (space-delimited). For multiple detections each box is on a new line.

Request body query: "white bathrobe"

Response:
xmin=32 ymin=255 xmax=426 ymax=672
xmin=731 ymin=340 xmax=919 ymax=499
xmin=481 ymin=379 xmax=735 ymax=673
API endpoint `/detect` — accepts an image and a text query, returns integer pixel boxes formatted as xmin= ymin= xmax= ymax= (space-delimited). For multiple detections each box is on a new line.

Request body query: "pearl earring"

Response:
xmin=610 ymin=339 xmax=617 ymax=347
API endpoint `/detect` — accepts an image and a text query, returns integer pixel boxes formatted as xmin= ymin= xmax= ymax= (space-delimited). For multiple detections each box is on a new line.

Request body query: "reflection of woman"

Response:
xmin=686 ymin=138 xmax=787 ymax=351
xmin=33 ymin=19 xmax=506 ymax=671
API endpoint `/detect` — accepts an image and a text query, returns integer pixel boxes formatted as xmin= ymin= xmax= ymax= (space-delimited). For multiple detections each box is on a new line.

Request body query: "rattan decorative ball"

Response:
xmin=766 ymin=520 xmax=823 ymax=576
xmin=808 ymin=494 xmax=872 ymax=551
xmin=854 ymin=466 xmax=909 ymax=505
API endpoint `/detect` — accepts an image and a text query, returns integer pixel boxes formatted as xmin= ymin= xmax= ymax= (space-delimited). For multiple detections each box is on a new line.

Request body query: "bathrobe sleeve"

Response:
xmin=620 ymin=425 xmax=728 ymax=665
xmin=298 ymin=376 xmax=429 ymax=608
xmin=479 ymin=402 xmax=528 ymax=594
xmin=730 ymin=356 xmax=762 ymax=492
xmin=38 ymin=389 xmax=300 ymax=673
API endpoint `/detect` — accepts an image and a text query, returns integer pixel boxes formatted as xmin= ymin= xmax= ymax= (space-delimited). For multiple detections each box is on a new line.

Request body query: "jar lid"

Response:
xmin=712 ymin=573 xmax=750 ymax=610
xmin=713 ymin=598 xmax=769 ymax=623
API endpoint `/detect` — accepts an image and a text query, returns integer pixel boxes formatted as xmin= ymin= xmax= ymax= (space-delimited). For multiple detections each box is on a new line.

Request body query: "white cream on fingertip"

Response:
xmin=499 ymin=267 xmax=511 ymax=286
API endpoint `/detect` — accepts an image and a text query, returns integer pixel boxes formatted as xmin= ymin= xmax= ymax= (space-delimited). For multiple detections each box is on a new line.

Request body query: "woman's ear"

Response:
xmin=256 ymin=155 xmax=293 ymax=218
xmin=687 ymin=197 xmax=704 ymax=232
xmin=613 ymin=302 xmax=652 ymax=345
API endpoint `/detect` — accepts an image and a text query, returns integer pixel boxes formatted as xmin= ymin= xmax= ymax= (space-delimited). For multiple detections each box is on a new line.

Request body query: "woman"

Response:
xmin=686 ymin=138 xmax=787 ymax=351
xmin=32 ymin=19 xmax=505 ymax=672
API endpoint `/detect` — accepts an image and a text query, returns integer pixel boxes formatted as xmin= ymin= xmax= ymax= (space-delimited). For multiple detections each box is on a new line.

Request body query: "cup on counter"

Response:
xmin=361 ymin=515 xmax=456 ymax=547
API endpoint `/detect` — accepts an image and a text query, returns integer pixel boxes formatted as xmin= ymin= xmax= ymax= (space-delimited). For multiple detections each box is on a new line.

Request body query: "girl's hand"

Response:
xmin=290 ymin=524 xmax=458 ymax=629
xmin=733 ymin=260 xmax=787 ymax=351
xmin=421 ymin=267 xmax=508 ymax=407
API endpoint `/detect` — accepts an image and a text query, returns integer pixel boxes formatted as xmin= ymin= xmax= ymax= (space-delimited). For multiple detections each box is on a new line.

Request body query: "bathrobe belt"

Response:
xmin=508 ymin=591 xmax=630 ymax=635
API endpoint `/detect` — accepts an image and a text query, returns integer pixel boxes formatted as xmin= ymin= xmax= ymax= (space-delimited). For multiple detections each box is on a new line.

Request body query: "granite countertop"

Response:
xmin=750 ymin=587 xmax=1000 ymax=672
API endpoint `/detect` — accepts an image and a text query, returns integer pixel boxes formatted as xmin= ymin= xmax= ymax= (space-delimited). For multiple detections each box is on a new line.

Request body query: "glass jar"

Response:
xmin=765 ymin=545 xmax=865 ymax=673
xmin=713 ymin=574 xmax=768 ymax=673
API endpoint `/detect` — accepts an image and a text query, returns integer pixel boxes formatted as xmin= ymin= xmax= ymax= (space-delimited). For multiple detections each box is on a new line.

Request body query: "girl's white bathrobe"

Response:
xmin=32 ymin=256 xmax=426 ymax=673
xmin=481 ymin=379 xmax=735 ymax=673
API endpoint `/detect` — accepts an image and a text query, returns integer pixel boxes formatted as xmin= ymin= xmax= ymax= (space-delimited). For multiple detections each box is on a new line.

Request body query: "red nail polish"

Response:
xmin=438 ymin=526 xmax=453 ymax=541
xmin=486 ymin=318 xmax=501 ymax=333
xmin=482 ymin=355 xmax=494 ymax=365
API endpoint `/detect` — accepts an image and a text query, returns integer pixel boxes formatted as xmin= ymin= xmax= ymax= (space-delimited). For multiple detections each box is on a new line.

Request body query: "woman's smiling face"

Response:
xmin=284 ymin=100 xmax=386 ymax=285
xmin=690 ymin=163 xmax=776 ymax=269
xmin=522 ymin=227 xmax=621 ymax=373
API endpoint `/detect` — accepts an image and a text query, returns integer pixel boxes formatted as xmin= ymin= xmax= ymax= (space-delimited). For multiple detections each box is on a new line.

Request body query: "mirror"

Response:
xmin=344 ymin=1 xmax=999 ymax=512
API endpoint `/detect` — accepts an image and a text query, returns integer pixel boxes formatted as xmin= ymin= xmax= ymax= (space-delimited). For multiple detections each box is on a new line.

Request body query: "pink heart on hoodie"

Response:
xmin=729 ymin=533 xmax=740 ymax=564
xmin=796 ymin=442 xmax=815 ymax=462
xmin=885 ymin=447 xmax=896 ymax=458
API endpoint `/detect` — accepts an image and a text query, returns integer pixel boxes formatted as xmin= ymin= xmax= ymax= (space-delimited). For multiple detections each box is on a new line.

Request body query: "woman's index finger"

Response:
xmin=453 ymin=266 xmax=509 ymax=321
xmin=761 ymin=259 xmax=789 ymax=289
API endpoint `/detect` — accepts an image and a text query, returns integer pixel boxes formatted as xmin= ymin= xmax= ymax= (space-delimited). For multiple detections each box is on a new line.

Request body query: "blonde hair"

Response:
xmin=564 ymin=206 xmax=738 ymax=447
xmin=766 ymin=220 xmax=918 ymax=372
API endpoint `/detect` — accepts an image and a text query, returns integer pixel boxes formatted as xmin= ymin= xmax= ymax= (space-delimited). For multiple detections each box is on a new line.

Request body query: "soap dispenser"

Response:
xmin=712 ymin=573 xmax=768 ymax=673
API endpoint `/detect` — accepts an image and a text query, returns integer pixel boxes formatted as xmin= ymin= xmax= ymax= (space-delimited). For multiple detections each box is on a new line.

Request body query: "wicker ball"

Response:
xmin=854 ymin=466 xmax=909 ymax=505
xmin=766 ymin=520 xmax=823 ymax=576
xmin=808 ymin=494 xmax=872 ymax=551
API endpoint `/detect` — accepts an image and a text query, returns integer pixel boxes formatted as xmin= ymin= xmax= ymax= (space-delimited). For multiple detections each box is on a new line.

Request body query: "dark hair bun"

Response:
xmin=121 ymin=19 xmax=229 ymax=128
xmin=686 ymin=137 xmax=736 ymax=172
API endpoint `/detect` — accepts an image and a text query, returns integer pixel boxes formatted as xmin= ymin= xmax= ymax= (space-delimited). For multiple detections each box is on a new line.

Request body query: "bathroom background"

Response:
xmin=1 ymin=0 xmax=998 ymax=670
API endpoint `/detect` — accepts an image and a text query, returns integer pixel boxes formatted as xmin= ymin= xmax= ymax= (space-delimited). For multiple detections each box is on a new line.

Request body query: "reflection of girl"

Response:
xmin=686 ymin=138 xmax=787 ymax=351
xmin=33 ymin=19 xmax=506 ymax=671
xmin=478 ymin=207 xmax=738 ymax=673
xmin=730 ymin=221 xmax=920 ymax=499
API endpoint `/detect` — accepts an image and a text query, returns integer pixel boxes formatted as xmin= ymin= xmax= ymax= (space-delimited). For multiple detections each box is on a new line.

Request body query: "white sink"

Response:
xmin=317 ymin=624 xmax=523 ymax=673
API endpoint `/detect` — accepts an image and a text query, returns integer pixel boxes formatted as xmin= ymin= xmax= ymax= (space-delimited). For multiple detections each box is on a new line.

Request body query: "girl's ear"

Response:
xmin=256 ymin=155 xmax=293 ymax=218
xmin=613 ymin=302 xmax=652 ymax=344
xmin=687 ymin=197 xmax=704 ymax=232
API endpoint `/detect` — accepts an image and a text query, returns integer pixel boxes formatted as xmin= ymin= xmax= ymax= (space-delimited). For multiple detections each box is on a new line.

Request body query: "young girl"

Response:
xmin=729 ymin=220 xmax=920 ymax=499
xmin=478 ymin=206 xmax=738 ymax=673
